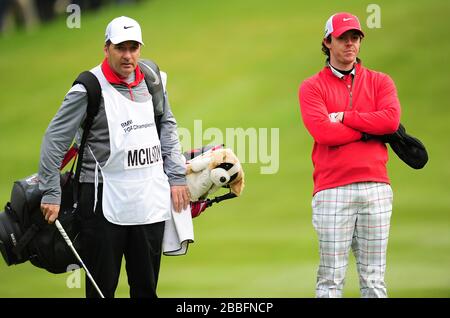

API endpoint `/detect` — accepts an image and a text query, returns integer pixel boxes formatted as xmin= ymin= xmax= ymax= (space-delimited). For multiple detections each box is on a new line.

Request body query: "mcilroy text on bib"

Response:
xmin=125 ymin=144 xmax=163 ymax=169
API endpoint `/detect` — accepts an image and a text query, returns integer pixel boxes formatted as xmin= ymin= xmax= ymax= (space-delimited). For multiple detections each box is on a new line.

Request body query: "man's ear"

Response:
xmin=137 ymin=44 xmax=142 ymax=58
xmin=103 ymin=44 xmax=109 ymax=58
xmin=323 ymin=37 xmax=331 ymax=49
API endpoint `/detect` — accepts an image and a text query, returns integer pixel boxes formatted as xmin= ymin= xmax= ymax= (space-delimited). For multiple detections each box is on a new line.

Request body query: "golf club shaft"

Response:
xmin=55 ymin=219 xmax=105 ymax=298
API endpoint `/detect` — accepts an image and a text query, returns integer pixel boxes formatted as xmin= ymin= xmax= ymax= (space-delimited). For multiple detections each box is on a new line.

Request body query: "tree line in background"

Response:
xmin=0 ymin=0 xmax=145 ymax=33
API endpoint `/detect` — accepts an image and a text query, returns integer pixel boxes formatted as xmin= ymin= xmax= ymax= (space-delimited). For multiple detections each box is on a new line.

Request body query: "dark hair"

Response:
xmin=321 ymin=35 xmax=331 ymax=57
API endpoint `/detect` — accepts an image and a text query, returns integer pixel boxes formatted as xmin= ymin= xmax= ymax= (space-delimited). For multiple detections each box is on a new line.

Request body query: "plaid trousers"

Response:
xmin=312 ymin=182 xmax=393 ymax=298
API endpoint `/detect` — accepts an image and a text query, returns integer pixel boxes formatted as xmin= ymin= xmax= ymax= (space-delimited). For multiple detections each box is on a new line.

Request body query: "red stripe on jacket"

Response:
xmin=299 ymin=63 xmax=401 ymax=195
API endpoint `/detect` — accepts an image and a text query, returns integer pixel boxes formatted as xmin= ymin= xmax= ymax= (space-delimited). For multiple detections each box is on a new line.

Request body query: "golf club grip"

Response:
xmin=55 ymin=220 xmax=72 ymax=247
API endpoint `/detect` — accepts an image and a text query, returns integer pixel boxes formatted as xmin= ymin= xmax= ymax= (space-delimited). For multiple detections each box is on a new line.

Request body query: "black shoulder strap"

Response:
xmin=72 ymin=71 xmax=101 ymax=196
xmin=138 ymin=59 xmax=164 ymax=137
xmin=73 ymin=71 xmax=101 ymax=129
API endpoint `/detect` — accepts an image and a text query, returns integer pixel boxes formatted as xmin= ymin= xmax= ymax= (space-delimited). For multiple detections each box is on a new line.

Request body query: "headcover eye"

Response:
xmin=215 ymin=162 xmax=240 ymax=184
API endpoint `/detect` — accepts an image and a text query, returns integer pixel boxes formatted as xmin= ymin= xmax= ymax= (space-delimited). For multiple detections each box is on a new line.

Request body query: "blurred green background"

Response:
xmin=0 ymin=0 xmax=449 ymax=297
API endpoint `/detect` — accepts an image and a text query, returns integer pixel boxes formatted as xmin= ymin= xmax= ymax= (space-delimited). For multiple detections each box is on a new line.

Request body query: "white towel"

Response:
xmin=162 ymin=203 xmax=194 ymax=256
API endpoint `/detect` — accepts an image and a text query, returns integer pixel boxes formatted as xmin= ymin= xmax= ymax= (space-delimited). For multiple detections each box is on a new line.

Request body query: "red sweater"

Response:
xmin=299 ymin=63 xmax=401 ymax=195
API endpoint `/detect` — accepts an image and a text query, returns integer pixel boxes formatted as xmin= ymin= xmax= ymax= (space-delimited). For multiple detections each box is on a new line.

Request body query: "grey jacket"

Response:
xmin=39 ymin=66 xmax=186 ymax=205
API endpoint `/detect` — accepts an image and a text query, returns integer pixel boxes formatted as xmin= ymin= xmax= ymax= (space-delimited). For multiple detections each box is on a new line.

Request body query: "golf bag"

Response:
xmin=0 ymin=172 xmax=79 ymax=273
xmin=0 ymin=67 xmax=106 ymax=273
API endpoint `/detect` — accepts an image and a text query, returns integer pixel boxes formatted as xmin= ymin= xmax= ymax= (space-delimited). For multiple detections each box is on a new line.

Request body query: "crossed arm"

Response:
xmin=299 ymin=75 xmax=401 ymax=146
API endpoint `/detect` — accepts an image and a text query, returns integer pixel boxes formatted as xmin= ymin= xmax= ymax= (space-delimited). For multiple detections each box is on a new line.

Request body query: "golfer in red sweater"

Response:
xmin=299 ymin=12 xmax=401 ymax=298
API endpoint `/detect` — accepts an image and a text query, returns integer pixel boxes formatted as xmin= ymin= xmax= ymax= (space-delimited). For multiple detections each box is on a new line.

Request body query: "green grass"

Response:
xmin=0 ymin=0 xmax=449 ymax=297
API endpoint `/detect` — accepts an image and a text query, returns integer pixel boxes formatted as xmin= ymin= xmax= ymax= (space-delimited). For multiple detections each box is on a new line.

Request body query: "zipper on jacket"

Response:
xmin=342 ymin=75 xmax=354 ymax=109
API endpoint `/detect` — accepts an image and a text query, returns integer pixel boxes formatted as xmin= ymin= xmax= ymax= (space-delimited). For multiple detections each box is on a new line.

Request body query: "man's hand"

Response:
xmin=40 ymin=203 xmax=60 ymax=224
xmin=329 ymin=112 xmax=344 ymax=123
xmin=171 ymin=185 xmax=190 ymax=213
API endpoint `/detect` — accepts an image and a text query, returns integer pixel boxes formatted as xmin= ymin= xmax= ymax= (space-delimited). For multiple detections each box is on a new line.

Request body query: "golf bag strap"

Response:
xmin=12 ymin=224 xmax=40 ymax=257
xmin=8 ymin=199 xmax=40 ymax=256
xmin=138 ymin=59 xmax=164 ymax=138
xmin=3 ymin=201 xmax=38 ymax=257
xmin=72 ymin=71 xmax=102 ymax=200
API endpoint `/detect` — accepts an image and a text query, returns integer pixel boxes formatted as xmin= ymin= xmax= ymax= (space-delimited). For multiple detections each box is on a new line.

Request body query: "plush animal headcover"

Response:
xmin=185 ymin=147 xmax=245 ymax=202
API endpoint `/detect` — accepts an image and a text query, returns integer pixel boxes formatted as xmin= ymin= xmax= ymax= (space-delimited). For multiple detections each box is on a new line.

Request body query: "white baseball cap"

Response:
xmin=105 ymin=16 xmax=144 ymax=45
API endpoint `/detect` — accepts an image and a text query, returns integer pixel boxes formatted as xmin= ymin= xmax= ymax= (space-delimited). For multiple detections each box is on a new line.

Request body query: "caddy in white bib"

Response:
xmin=90 ymin=66 xmax=171 ymax=225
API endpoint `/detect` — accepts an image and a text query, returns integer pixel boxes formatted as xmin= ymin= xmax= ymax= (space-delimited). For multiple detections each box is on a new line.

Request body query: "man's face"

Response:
xmin=104 ymin=41 xmax=141 ymax=78
xmin=325 ymin=30 xmax=362 ymax=67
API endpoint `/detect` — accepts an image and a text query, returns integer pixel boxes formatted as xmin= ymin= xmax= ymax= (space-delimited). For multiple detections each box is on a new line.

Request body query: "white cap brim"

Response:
xmin=109 ymin=35 xmax=144 ymax=45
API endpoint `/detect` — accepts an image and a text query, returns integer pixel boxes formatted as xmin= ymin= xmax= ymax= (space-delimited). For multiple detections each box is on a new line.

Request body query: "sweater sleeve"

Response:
xmin=299 ymin=80 xmax=362 ymax=146
xmin=343 ymin=74 xmax=401 ymax=135
xmin=38 ymin=86 xmax=87 ymax=205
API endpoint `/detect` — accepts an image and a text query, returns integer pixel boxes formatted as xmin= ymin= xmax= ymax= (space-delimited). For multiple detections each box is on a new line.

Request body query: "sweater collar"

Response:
xmin=325 ymin=59 xmax=361 ymax=79
xmin=328 ymin=62 xmax=356 ymax=79
xmin=101 ymin=58 xmax=144 ymax=88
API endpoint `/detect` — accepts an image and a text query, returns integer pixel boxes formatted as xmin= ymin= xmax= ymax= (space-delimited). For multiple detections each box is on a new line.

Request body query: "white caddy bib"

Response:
xmin=90 ymin=66 xmax=171 ymax=225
